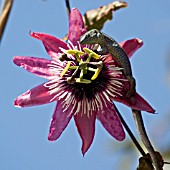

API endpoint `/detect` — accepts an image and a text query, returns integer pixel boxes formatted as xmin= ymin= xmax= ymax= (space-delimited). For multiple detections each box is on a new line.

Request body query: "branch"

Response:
xmin=65 ymin=0 xmax=71 ymax=19
xmin=0 ymin=0 xmax=13 ymax=43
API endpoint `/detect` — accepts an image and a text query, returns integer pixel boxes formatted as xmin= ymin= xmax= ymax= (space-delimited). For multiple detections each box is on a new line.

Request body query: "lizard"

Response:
xmin=79 ymin=29 xmax=136 ymax=98
xmin=80 ymin=29 xmax=162 ymax=170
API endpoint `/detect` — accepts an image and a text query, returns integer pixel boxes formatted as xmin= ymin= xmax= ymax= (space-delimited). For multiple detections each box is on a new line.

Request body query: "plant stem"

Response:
xmin=0 ymin=0 xmax=13 ymax=43
xmin=132 ymin=109 xmax=162 ymax=170
xmin=65 ymin=0 xmax=71 ymax=19
xmin=113 ymin=104 xmax=145 ymax=156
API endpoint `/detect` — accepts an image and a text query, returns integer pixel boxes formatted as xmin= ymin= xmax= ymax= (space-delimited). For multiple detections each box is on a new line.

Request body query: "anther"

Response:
xmin=60 ymin=61 xmax=71 ymax=77
xmin=91 ymin=61 xmax=103 ymax=80
xmin=83 ymin=47 xmax=100 ymax=60
xmin=91 ymin=68 xmax=102 ymax=80
xmin=67 ymin=50 xmax=84 ymax=63
xmin=67 ymin=49 xmax=84 ymax=56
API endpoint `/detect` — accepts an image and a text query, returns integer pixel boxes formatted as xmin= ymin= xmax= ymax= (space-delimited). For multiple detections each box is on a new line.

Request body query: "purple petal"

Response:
xmin=68 ymin=8 xmax=86 ymax=45
xmin=14 ymin=83 xmax=55 ymax=107
xmin=30 ymin=32 xmax=68 ymax=59
xmin=120 ymin=38 xmax=143 ymax=58
xmin=114 ymin=92 xmax=155 ymax=113
xmin=13 ymin=56 xmax=55 ymax=79
xmin=97 ymin=102 xmax=125 ymax=141
xmin=74 ymin=113 xmax=96 ymax=156
xmin=131 ymin=93 xmax=156 ymax=113
xmin=48 ymin=100 xmax=73 ymax=141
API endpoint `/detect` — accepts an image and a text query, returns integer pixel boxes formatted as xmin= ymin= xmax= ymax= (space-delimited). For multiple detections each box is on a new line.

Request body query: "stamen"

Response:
xmin=91 ymin=68 xmax=102 ymax=80
xmin=79 ymin=62 xmax=87 ymax=70
xmin=86 ymin=53 xmax=92 ymax=62
xmin=67 ymin=49 xmax=84 ymax=55
xmin=43 ymin=39 xmax=127 ymax=119
xmin=83 ymin=47 xmax=100 ymax=60
xmin=91 ymin=61 xmax=103 ymax=80
xmin=67 ymin=77 xmax=76 ymax=84
xmin=75 ymin=78 xmax=91 ymax=84
xmin=69 ymin=66 xmax=78 ymax=69
xmin=87 ymin=67 xmax=96 ymax=72
xmin=60 ymin=61 xmax=71 ymax=77
xmin=80 ymin=69 xmax=84 ymax=79
xmin=67 ymin=49 xmax=84 ymax=63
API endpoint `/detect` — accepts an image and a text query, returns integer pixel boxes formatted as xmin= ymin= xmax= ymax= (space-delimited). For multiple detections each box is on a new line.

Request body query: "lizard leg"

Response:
xmin=126 ymin=76 xmax=136 ymax=98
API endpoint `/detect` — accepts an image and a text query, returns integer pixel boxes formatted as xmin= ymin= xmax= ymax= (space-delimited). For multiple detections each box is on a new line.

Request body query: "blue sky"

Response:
xmin=0 ymin=0 xmax=170 ymax=170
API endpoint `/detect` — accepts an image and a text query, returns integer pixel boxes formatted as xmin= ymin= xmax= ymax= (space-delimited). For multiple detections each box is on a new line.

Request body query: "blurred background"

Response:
xmin=0 ymin=0 xmax=170 ymax=169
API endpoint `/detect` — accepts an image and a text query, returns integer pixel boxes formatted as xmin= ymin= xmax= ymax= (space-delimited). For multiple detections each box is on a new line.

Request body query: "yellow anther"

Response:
xmin=69 ymin=66 xmax=78 ymax=69
xmin=88 ymin=67 xmax=96 ymax=72
xmin=67 ymin=49 xmax=84 ymax=62
xmin=75 ymin=78 xmax=91 ymax=84
xmin=83 ymin=47 xmax=100 ymax=59
xmin=91 ymin=68 xmax=102 ymax=80
xmin=90 ymin=61 xmax=103 ymax=80
xmin=60 ymin=61 xmax=71 ymax=77
xmin=67 ymin=49 xmax=84 ymax=55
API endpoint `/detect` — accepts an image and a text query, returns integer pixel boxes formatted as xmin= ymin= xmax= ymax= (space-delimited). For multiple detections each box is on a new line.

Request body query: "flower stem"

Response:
xmin=0 ymin=0 xmax=13 ymax=43
xmin=65 ymin=0 xmax=71 ymax=18
xmin=113 ymin=104 xmax=145 ymax=156
xmin=132 ymin=109 xmax=162 ymax=170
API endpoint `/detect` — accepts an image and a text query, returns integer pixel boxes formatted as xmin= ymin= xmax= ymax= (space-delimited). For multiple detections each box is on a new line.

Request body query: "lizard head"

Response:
xmin=80 ymin=29 xmax=103 ymax=45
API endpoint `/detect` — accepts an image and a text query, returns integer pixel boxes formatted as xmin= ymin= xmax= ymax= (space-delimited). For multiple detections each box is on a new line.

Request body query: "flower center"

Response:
xmin=60 ymin=47 xmax=103 ymax=84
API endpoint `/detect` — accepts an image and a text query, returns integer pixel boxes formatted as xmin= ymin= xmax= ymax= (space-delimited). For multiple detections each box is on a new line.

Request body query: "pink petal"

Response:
xmin=48 ymin=100 xmax=73 ymax=141
xmin=114 ymin=92 xmax=155 ymax=113
xmin=68 ymin=8 xmax=86 ymax=45
xmin=74 ymin=113 xmax=96 ymax=156
xmin=120 ymin=38 xmax=143 ymax=58
xmin=97 ymin=102 xmax=125 ymax=141
xmin=13 ymin=56 xmax=55 ymax=79
xmin=14 ymin=83 xmax=55 ymax=107
xmin=30 ymin=32 xmax=68 ymax=59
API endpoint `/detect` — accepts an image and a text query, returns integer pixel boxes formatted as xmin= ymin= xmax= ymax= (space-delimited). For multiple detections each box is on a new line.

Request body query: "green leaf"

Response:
xmin=83 ymin=1 xmax=128 ymax=31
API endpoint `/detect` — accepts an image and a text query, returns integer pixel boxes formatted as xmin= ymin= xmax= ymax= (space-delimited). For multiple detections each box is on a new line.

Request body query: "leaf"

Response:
xmin=83 ymin=1 xmax=128 ymax=31
xmin=137 ymin=152 xmax=164 ymax=170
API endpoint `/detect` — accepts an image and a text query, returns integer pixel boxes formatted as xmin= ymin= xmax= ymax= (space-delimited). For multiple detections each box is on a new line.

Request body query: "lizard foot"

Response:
xmin=126 ymin=76 xmax=136 ymax=98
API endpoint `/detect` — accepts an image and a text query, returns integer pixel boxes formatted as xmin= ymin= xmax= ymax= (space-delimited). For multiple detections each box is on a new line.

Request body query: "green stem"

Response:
xmin=113 ymin=104 xmax=145 ymax=156
xmin=132 ymin=109 xmax=162 ymax=170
